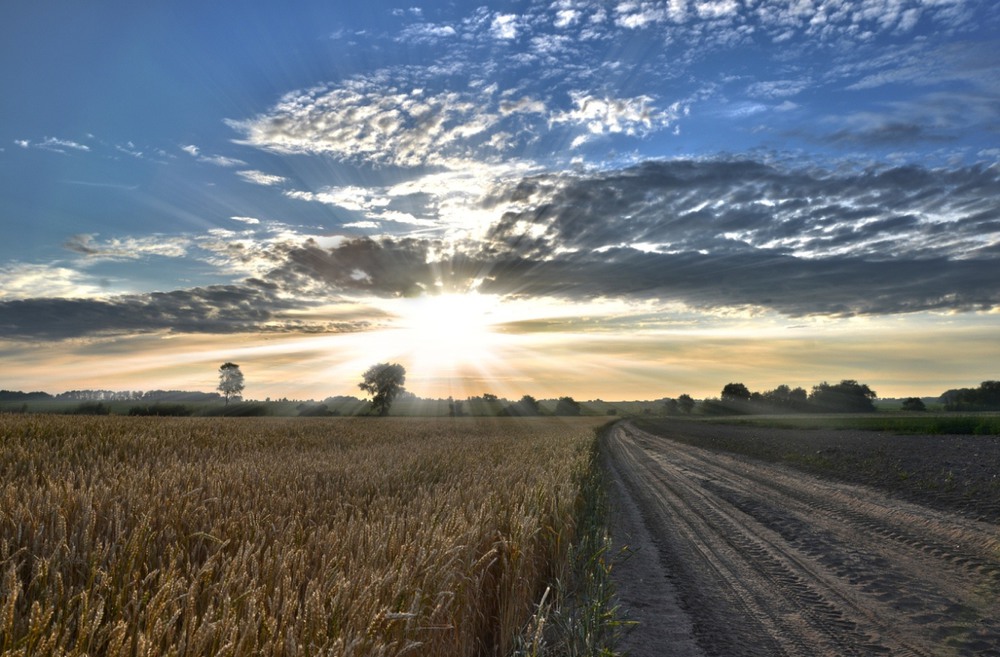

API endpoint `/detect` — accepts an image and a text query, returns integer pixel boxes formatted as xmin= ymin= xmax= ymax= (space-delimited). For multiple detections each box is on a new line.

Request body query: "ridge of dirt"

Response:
xmin=604 ymin=421 xmax=1000 ymax=657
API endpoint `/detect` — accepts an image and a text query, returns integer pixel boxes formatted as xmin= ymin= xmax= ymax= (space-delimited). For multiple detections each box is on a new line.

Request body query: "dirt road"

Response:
xmin=604 ymin=421 xmax=1000 ymax=657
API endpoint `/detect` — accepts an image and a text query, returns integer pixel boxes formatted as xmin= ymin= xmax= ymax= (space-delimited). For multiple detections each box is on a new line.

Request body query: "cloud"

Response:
xmin=0 ymin=263 xmax=106 ymax=301
xmin=490 ymin=13 xmax=520 ymax=39
xmin=6 ymin=156 xmax=998 ymax=340
xmin=181 ymin=144 xmax=247 ymax=167
xmin=824 ymin=122 xmax=955 ymax=146
xmin=236 ymin=170 xmax=289 ymax=186
xmin=231 ymin=216 xmax=261 ymax=225
xmin=466 ymin=158 xmax=1000 ymax=313
xmin=551 ymin=92 xmax=680 ymax=142
xmin=14 ymin=137 xmax=91 ymax=154
xmin=398 ymin=22 xmax=457 ymax=44
xmin=63 ymin=234 xmax=191 ymax=260
xmin=0 ymin=284 xmax=297 ymax=340
xmin=228 ymin=83 xmax=507 ymax=167
xmin=746 ymin=78 xmax=811 ymax=99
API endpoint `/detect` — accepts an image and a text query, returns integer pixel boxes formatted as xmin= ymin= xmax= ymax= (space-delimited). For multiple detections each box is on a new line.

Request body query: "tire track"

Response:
xmin=605 ymin=422 xmax=1000 ymax=657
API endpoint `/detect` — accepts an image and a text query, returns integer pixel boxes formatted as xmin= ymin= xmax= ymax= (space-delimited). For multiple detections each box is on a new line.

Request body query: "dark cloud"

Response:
xmin=0 ymin=284 xmax=371 ymax=340
xmin=824 ymin=122 xmax=956 ymax=146
xmin=476 ymin=249 xmax=1000 ymax=317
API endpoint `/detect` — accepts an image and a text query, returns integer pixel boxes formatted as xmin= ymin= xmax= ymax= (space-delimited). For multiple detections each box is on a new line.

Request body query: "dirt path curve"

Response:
xmin=604 ymin=421 xmax=1000 ymax=657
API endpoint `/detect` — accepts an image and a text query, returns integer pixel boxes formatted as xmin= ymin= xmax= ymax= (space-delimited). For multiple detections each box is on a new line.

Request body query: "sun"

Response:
xmin=392 ymin=293 xmax=504 ymax=371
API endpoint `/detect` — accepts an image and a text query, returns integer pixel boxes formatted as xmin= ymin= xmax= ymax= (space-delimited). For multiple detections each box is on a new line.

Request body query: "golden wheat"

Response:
xmin=0 ymin=415 xmax=603 ymax=656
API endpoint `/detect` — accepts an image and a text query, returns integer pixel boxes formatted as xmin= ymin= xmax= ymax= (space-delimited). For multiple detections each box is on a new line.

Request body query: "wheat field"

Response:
xmin=0 ymin=415 xmax=605 ymax=656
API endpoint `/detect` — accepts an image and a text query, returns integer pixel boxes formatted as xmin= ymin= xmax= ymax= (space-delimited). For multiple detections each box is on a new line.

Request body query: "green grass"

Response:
xmin=696 ymin=412 xmax=1000 ymax=436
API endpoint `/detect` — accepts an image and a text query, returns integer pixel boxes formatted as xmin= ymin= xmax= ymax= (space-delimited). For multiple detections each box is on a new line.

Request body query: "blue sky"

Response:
xmin=1 ymin=0 xmax=999 ymax=400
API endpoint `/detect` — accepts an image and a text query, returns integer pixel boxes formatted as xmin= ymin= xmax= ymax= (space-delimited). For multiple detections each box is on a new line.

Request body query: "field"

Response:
xmin=606 ymin=419 xmax=1000 ymax=656
xmin=0 ymin=414 xmax=609 ymax=657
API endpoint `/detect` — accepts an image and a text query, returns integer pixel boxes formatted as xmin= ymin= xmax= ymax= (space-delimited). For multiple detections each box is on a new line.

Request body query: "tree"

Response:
xmin=358 ymin=363 xmax=406 ymax=416
xmin=809 ymin=379 xmax=877 ymax=413
xmin=217 ymin=362 xmax=245 ymax=406
xmin=678 ymin=394 xmax=695 ymax=414
xmin=901 ymin=397 xmax=926 ymax=412
xmin=554 ymin=396 xmax=581 ymax=416
xmin=503 ymin=395 xmax=540 ymax=416
xmin=721 ymin=382 xmax=751 ymax=403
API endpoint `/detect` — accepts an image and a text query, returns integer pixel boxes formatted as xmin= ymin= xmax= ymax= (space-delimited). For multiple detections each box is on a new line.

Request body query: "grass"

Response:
xmin=0 ymin=414 xmax=617 ymax=656
xmin=695 ymin=412 xmax=1000 ymax=436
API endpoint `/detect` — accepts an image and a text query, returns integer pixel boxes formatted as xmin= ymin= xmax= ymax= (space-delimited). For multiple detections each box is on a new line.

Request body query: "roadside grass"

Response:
xmin=513 ymin=422 xmax=631 ymax=657
xmin=0 ymin=414 xmax=622 ymax=656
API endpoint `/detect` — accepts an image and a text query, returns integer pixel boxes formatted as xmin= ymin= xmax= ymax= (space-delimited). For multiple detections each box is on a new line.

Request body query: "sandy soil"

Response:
xmin=604 ymin=421 xmax=1000 ymax=657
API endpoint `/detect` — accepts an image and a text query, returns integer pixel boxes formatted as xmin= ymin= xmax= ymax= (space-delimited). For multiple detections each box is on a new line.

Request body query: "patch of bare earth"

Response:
xmin=604 ymin=421 xmax=1000 ymax=657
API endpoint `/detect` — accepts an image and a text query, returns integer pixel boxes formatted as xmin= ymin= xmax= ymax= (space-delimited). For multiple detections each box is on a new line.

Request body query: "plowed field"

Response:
xmin=604 ymin=421 xmax=1000 ymax=657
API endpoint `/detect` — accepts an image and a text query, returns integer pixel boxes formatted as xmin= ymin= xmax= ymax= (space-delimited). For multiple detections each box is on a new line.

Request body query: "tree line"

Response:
xmin=670 ymin=379 xmax=881 ymax=415
xmin=5 ymin=365 xmax=1000 ymax=417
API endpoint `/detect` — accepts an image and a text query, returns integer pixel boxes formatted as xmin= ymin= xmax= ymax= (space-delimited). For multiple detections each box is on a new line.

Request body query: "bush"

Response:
xmin=203 ymin=402 xmax=270 ymax=417
xmin=127 ymin=403 xmax=193 ymax=417
xmin=70 ymin=401 xmax=111 ymax=415
xmin=297 ymin=402 xmax=332 ymax=417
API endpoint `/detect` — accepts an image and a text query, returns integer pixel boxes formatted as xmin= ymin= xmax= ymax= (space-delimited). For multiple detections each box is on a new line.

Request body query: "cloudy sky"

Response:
xmin=1 ymin=0 xmax=998 ymax=401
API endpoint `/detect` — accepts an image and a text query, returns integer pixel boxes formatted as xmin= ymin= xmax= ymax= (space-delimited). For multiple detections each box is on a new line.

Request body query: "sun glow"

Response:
xmin=394 ymin=292 xmax=503 ymax=358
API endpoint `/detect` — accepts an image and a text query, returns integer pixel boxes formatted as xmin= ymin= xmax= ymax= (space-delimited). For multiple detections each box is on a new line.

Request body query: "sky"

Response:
xmin=1 ymin=0 xmax=998 ymax=402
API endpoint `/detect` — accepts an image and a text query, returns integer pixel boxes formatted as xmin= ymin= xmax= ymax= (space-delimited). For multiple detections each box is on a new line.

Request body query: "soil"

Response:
xmin=603 ymin=420 xmax=1000 ymax=657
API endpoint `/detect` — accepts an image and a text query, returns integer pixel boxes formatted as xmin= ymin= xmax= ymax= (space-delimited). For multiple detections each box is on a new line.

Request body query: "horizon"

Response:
xmin=2 ymin=1 xmax=999 ymax=401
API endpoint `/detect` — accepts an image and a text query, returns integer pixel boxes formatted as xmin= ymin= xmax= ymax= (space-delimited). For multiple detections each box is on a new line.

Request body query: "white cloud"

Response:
xmin=14 ymin=137 xmax=91 ymax=154
xmin=552 ymin=92 xmax=677 ymax=137
xmin=199 ymin=154 xmax=246 ymax=167
xmin=398 ymin=22 xmax=457 ymax=43
xmin=285 ymin=186 xmax=391 ymax=213
xmin=231 ymin=216 xmax=261 ymax=225
xmin=0 ymin=263 xmax=105 ymax=300
xmin=181 ymin=144 xmax=246 ymax=167
xmin=695 ymin=0 xmax=737 ymax=20
xmin=746 ymin=78 xmax=811 ymax=99
xmin=615 ymin=2 xmax=668 ymax=28
xmin=490 ymin=13 xmax=519 ymax=39
xmin=554 ymin=9 xmax=581 ymax=27
xmin=236 ymin=170 xmax=289 ymax=186
xmin=343 ymin=221 xmax=380 ymax=229
xmin=229 ymin=83 xmax=506 ymax=168
xmin=42 ymin=137 xmax=90 ymax=152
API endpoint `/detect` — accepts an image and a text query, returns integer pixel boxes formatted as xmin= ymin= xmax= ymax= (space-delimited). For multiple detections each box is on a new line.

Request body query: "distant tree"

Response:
xmin=297 ymin=402 xmax=332 ymax=417
xmin=482 ymin=393 xmax=498 ymax=401
xmin=554 ymin=396 xmax=581 ymax=416
xmin=760 ymin=384 xmax=809 ymax=412
xmin=809 ymin=380 xmax=877 ymax=413
xmin=358 ymin=362 xmax=406 ymax=416
xmin=943 ymin=381 xmax=1000 ymax=411
xmin=662 ymin=398 xmax=679 ymax=414
xmin=448 ymin=397 xmax=465 ymax=417
xmin=721 ymin=382 xmax=751 ymax=403
xmin=901 ymin=397 xmax=927 ymax=412
xmin=503 ymin=394 xmax=540 ymax=416
xmin=217 ymin=362 xmax=245 ymax=406
xmin=678 ymin=394 xmax=695 ymax=414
